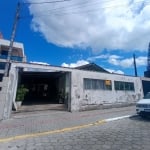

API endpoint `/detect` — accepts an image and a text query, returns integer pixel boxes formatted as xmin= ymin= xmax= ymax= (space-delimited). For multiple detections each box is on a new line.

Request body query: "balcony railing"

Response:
xmin=0 ymin=55 xmax=7 ymax=59
xmin=0 ymin=55 xmax=23 ymax=62
xmin=11 ymin=56 xmax=23 ymax=61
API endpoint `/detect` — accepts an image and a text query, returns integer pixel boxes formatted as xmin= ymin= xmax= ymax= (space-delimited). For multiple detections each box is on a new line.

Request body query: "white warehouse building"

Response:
xmin=0 ymin=38 xmax=150 ymax=120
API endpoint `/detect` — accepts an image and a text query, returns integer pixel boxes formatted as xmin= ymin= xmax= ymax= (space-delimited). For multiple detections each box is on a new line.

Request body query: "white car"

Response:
xmin=136 ymin=92 xmax=150 ymax=117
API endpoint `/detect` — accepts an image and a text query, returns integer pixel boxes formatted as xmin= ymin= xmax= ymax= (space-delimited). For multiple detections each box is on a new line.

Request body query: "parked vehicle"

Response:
xmin=136 ymin=92 xmax=150 ymax=117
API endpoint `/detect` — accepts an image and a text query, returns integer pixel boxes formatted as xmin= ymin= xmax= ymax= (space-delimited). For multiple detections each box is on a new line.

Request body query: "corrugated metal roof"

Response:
xmin=75 ymin=63 xmax=109 ymax=73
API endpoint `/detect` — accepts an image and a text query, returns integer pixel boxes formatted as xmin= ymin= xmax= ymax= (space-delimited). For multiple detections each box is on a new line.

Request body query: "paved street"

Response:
xmin=0 ymin=106 xmax=150 ymax=150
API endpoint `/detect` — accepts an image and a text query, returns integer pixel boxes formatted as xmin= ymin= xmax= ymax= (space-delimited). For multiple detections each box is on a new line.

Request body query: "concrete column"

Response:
xmin=0 ymin=77 xmax=9 ymax=120
xmin=0 ymin=67 xmax=19 ymax=120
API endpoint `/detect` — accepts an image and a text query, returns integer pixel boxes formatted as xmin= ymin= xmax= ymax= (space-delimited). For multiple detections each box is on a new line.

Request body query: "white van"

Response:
xmin=136 ymin=92 xmax=150 ymax=117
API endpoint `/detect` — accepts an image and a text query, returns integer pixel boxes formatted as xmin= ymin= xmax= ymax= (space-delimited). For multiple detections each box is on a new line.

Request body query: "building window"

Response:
xmin=1 ymin=50 xmax=8 ymax=55
xmin=84 ymin=78 xmax=112 ymax=90
xmin=114 ymin=81 xmax=134 ymax=91
xmin=84 ymin=78 xmax=92 ymax=89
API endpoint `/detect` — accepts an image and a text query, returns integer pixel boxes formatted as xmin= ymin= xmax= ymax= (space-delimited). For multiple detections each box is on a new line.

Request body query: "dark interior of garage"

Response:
xmin=19 ymin=71 xmax=67 ymax=105
xmin=142 ymin=80 xmax=150 ymax=96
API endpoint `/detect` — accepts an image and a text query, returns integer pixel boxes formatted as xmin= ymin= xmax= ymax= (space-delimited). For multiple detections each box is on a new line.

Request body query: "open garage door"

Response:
xmin=18 ymin=70 xmax=71 ymax=111
xmin=142 ymin=80 xmax=150 ymax=96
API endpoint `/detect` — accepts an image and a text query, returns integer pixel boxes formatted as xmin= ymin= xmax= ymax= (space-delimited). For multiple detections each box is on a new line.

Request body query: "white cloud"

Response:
xmin=106 ymin=68 xmax=124 ymax=75
xmin=27 ymin=0 xmax=150 ymax=52
xmin=108 ymin=55 xmax=122 ymax=66
xmin=61 ymin=60 xmax=89 ymax=68
xmin=136 ymin=56 xmax=147 ymax=66
xmin=87 ymin=53 xmax=147 ymax=68
xmin=87 ymin=54 xmax=110 ymax=61
xmin=30 ymin=61 xmax=49 ymax=65
xmin=108 ymin=55 xmax=147 ymax=68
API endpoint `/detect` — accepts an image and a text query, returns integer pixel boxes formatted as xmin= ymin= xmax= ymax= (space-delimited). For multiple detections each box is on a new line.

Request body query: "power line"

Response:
xmin=54 ymin=1 xmax=150 ymax=16
xmin=22 ymin=0 xmax=123 ymax=15
xmin=23 ymin=0 xmax=71 ymax=5
xmin=23 ymin=0 xmax=149 ymax=14
xmin=20 ymin=0 xmax=150 ymax=18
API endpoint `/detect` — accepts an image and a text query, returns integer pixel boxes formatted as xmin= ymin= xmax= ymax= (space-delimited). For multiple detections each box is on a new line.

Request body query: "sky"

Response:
xmin=0 ymin=0 xmax=150 ymax=76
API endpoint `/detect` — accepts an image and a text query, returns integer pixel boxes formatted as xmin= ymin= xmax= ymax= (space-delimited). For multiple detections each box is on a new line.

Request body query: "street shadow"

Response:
xmin=129 ymin=115 xmax=150 ymax=122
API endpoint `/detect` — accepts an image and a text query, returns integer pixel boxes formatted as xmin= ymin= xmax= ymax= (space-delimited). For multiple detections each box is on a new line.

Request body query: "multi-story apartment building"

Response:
xmin=0 ymin=38 xmax=26 ymax=79
xmin=0 ymin=39 xmax=26 ymax=63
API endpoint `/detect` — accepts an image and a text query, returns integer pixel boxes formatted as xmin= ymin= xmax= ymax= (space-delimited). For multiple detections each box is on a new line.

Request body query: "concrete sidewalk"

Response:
xmin=0 ymin=106 xmax=136 ymax=139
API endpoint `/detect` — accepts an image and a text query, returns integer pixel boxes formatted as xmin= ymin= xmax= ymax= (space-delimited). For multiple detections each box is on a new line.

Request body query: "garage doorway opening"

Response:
xmin=18 ymin=71 xmax=71 ymax=111
xmin=142 ymin=80 xmax=150 ymax=96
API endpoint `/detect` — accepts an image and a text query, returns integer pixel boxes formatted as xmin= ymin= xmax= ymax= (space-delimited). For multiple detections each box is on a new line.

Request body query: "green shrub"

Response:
xmin=16 ymin=85 xmax=29 ymax=102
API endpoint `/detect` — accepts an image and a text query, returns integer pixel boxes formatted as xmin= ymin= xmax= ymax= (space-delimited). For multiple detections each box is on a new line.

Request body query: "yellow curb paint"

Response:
xmin=0 ymin=120 xmax=106 ymax=143
xmin=93 ymin=120 xmax=106 ymax=125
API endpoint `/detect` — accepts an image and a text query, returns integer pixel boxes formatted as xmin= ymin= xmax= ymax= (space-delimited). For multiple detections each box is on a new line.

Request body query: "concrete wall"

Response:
xmin=71 ymin=70 xmax=143 ymax=111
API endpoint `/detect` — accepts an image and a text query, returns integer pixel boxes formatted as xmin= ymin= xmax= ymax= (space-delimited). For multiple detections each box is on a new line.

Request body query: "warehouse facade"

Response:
xmin=0 ymin=61 xmax=146 ymax=120
xmin=0 ymin=38 xmax=149 ymax=120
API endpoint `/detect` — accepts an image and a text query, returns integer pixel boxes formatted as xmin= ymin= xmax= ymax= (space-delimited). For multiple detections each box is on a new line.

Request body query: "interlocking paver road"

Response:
xmin=0 ymin=106 xmax=150 ymax=150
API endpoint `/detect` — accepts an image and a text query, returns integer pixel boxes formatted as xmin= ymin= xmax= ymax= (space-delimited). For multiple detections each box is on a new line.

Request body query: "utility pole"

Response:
xmin=4 ymin=2 xmax=21 ymax=77
xmin=147 ymin=42 xmax=150 ymax=71
xmin=144 ymin=42 xmax=150 ymax=77
xmin=133 ymin=53 xmax=137 ymax=77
